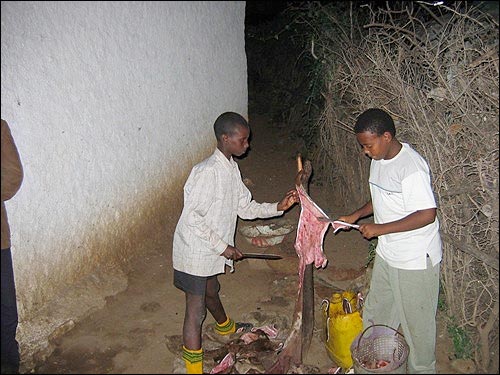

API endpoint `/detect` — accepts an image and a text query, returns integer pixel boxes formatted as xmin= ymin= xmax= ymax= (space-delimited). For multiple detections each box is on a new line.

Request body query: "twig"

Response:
xmin=441 ymin=233 xmax=499 ymax=271
xmin=311 ymin=38 xmax=318 ymax=60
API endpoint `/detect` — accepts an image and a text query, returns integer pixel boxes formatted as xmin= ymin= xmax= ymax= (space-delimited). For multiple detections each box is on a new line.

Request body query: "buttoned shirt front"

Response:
xmin=173 ymin=148 xmax=282 ymax=276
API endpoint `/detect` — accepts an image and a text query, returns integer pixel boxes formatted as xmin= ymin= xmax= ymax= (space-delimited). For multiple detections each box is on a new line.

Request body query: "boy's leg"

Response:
xmin=205 ymin=276 xmax=227 ymax=323
xmin=395 ymin=258 xmax=440 ymax=374
xmin=182 ymin=292 xmax=205 ymax=374
xmin=205 ymin=276 xmax=236 ymax=335
xmin=1 ymin=248 xmax=20 ymax=374
xmin=362 ymin=254 xmax=400 ymax=329
xmin=174 ymin=270 xmax=208 ymax=374
xmin=205 ymin=276 xmax=253 ymax=335
xmin=183 ymin=292 xmax=206 ymax=349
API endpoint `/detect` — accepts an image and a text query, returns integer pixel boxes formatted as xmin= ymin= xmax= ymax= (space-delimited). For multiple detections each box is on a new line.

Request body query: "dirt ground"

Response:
xmin=33 ymin=113 xmax=459 ymax=374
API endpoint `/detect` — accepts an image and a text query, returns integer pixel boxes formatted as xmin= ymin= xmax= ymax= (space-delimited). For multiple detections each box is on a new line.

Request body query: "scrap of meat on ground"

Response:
xmin=208 ymin=328 xmax=283 ymax=374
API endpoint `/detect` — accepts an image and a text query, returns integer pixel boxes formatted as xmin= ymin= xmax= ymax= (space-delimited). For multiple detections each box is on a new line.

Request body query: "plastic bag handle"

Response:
xmin=321 ymin=299 xmax=330 ymax=314
xmin=321 ymin=299 xmax=331 ymax=342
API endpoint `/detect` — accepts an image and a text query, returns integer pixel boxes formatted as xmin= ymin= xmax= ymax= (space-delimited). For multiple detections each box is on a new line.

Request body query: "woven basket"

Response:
xmin=351 ymin=324 xmax=409 ymax=374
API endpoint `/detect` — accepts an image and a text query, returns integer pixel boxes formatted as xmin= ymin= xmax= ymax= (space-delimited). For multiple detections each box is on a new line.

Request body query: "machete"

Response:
xmin=241 ymin=252 xmax=282 ymax=260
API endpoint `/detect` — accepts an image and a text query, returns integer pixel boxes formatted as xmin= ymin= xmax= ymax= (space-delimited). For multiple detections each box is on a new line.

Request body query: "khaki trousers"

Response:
xmin=362 ymin=254 xmax=440 ymax=374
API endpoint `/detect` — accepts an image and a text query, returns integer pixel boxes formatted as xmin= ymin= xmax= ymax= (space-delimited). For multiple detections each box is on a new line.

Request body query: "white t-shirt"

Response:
xmin=369 ymin=143 xmax=442 ymax=270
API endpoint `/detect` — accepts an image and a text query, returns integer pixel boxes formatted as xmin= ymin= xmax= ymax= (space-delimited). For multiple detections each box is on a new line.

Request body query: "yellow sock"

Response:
xmin=182 ymin=346 xmax=203 ymax=374
xmin=215 ymin=316 xmax=236 ymax=335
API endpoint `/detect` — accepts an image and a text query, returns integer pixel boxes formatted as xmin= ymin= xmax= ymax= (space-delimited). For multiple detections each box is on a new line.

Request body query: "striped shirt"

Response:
xmin=173 ymin=148 xmax=282 ymax=276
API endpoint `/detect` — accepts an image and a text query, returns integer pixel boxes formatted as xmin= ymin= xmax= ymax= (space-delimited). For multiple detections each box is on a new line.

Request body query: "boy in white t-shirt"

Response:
xmin=339 ymin=108 xmax=442 ymax=373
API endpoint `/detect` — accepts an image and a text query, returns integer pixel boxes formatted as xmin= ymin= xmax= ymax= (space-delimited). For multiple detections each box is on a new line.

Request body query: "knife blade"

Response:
xmin=317 ymin=217 xmax=360 ymax=229
xmin=241 ymin=252 xmax=283 ymax=260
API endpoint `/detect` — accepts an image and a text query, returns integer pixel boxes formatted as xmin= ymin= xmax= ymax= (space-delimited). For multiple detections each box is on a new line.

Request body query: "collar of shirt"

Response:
xmin=213 ymin=148 xmax=237 ymax=172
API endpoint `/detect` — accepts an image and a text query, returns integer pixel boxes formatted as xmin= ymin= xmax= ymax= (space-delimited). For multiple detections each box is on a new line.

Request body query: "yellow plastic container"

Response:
xmin=321 ymin=290 xmax=363 ymax=370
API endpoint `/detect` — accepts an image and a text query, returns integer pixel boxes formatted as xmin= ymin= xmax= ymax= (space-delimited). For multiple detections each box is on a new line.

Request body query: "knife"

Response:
xmin=317 ymin=217 xmax=360 ymax=229
xmin=241 ymin=252 xmax=283 ymax=260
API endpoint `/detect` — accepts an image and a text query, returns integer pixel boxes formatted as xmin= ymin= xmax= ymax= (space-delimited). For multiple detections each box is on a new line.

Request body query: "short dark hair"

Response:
xmin=354 ymin=108 xmax=396 ymax=136
xmin=213 ymin=112 xmax=249 ymax=141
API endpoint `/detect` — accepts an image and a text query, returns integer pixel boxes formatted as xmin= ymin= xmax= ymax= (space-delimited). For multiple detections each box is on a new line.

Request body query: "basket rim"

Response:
xmin=351 ymin=325 xmax=409 ymax=372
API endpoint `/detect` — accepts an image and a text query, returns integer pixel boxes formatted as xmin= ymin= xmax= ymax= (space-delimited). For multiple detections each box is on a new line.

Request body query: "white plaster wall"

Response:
xmin=1 ymin=1 xmax=247 ymax=366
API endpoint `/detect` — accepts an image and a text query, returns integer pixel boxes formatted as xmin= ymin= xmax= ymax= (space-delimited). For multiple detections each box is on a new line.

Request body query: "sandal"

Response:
xmin=235 ymin=322 xmax=254 ymax=333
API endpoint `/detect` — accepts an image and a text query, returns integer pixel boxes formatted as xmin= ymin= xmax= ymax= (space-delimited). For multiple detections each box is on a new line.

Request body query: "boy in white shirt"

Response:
xmin=339 ymin=108 xmax=442 ymax=373
xmin=172 ymin=112 xmax=298 ymax=374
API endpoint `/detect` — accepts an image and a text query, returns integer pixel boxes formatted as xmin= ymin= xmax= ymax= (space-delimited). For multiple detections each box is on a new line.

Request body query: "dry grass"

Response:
xmin=306 ymin=2 xmax=498 ymax=372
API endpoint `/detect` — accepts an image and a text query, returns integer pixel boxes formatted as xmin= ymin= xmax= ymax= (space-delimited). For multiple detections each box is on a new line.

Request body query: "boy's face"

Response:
xmin=356 ymin=131 xmax=392 ymax=160
xmin=223 ymin=124 xmax=250 ymax=157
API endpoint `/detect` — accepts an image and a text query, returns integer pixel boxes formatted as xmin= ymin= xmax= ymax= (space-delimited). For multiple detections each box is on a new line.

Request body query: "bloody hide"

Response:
xmin=267 ymin=158 xmax=330 ymax=373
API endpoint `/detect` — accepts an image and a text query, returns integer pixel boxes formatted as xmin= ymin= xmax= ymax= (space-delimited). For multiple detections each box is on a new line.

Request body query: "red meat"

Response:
xmin=267 ymin=159 xmax=328 ymax=373
xmin=294 ymin=184 xmax=330 ymax=269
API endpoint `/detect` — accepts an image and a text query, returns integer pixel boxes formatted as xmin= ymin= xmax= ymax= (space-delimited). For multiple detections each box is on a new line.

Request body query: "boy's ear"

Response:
xmin=382 ymin=131 xmax=393 ymax=142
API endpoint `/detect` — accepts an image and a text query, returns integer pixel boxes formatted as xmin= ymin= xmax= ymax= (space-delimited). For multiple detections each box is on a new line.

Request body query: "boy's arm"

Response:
xmin=358 ymin=208 xmax=436 ymax=239
xmin=236 ymin=179 xmax=283 ymax=220
xmin=338 ymin=201 xmax=373 ymax=224
xmin=1 ymin=119 xmax=24 ymax=202
xmin=358 ymin=170 xmax=438 ymax=239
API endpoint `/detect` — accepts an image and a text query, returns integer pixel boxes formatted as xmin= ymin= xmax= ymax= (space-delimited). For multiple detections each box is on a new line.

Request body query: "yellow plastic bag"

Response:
xmin=321 ymin=291 xmax=363 ymax=369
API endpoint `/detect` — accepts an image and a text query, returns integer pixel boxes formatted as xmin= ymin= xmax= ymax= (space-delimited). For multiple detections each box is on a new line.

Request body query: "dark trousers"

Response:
xmin=1 ymin=248 xmax=20 ymax=372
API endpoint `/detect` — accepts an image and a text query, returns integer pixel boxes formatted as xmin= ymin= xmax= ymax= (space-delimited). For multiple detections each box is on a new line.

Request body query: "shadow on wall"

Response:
xmin=16 ymin=164 xmax=191 ymax=372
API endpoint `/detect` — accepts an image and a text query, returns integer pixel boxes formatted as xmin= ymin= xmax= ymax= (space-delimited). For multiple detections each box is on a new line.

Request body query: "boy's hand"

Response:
xmin=337 ymin=214 xmax=358 ymax=225
xmin=222 ymin=245 xmax=243 ymax=261
xmin=358 ymin=223 xmax=379 ymax=240
xmin=277 ymin=189 xmax=299 ymax=211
